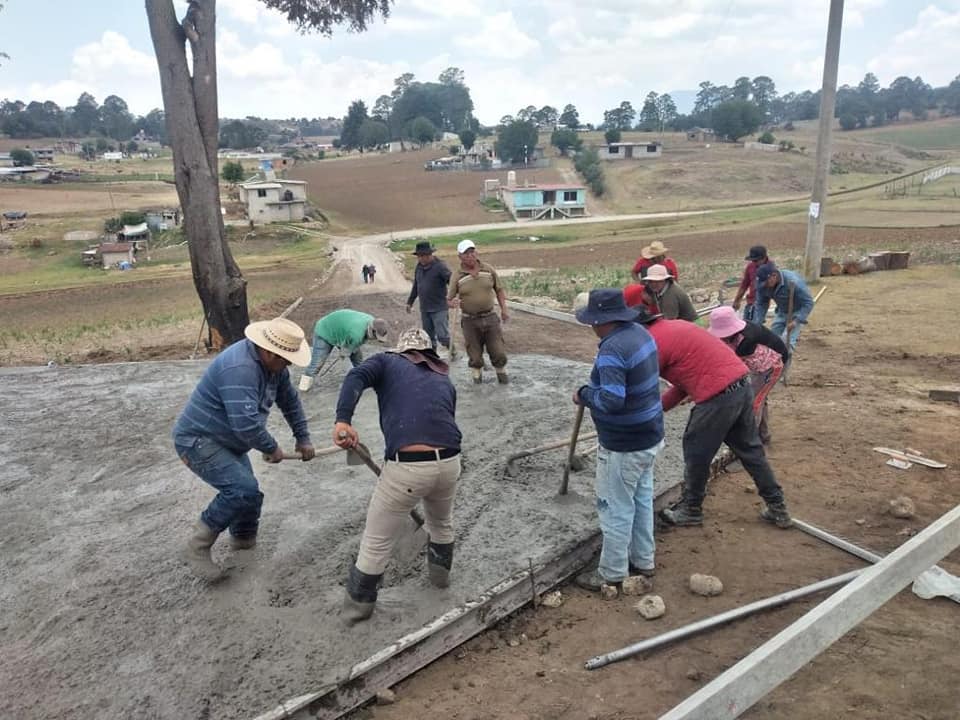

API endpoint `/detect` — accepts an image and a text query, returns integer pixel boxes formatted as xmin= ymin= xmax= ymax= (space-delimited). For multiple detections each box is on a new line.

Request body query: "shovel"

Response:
xmin=559 ymin=404 xmax=586 ymax=495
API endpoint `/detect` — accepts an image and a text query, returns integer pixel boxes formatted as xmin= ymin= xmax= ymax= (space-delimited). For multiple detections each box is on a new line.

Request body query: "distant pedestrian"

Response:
xmin=754 ymin=263 xmax=815 ymax=351
xmin=635 ymin=309 xmax=792 ymax=529
xmin=708 ymin=306 xmax=788 ymax=444
xmin=361 ymin=265 xmax=370 ymax=284
xmin=447 ymin=239 xmax=509 ymax=384
xmin=631 ymin=240 xmax=679 ymax=282
xmin=733 ymin=245 xmax=772 ymax=323
xmin=173 ymin=317 xmax=316 ymax=580
xmin=572 ymin=289 xmax=664 ymax=592
xmin=367 ymin=264 xmax=377 ymax=283
xmin=298 ymin=309 xmax=390 ymax=392
xmin=642 ymin=264 xmax=697 ymax=321
xmin=407 ymin=240 xmax=455 ymax=358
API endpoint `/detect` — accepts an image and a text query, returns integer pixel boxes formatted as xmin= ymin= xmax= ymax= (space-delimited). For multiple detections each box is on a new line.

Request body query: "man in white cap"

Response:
xmin=447 ymin=238 xmax=510 ymax=384
xmin=173 ymin=317 xmax=316 ymax=580
xmin=642 ymin=263 xmax=697 ymax=321
xmin=334 ymin=328 xmax=462 ymax=623
xmin=298 ymin=309 xmax=390 ymax=392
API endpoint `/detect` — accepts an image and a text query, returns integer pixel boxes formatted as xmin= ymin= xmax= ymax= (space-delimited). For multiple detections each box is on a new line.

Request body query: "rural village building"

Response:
xmin=97 ymin=242 xmax=134 ymax=269
xmin=599 ymin=141 xmax=662 ymax=160
xmin=239 ymin=178 xmax=308 ymax=224
xmin=497 ymin=173 xmax=586 ymax=220
xmin=744 ymin=141 xmax=780 ymax=152
xmin=687 ymin=127 xmax=717 ymax=143
xmin=0 ymin=152 xmax=13 ymax=167
xmin=102 ymin=151 xmax=124 ymax=161
xmin=117 ymin=223 xmax=151 ymax=251
xmin=145 ymin=209 xmax=181 ymax=231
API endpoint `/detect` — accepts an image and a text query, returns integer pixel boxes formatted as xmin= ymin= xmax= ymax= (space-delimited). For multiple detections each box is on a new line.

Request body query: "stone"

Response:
xmin=600 ymin=583 xmax=619 ymax=601
xmin=634 ymin=594 xmax=666 ymax=620
xmin=507 ymin=638 xmax=520 ymax=647
xmin=686 ymin=668 xmax=702 ymax=681
xmin=855 ymin=518 xmax=866 ymax=526
xmin=889 ymin=496 xmax=915 ymax=519
xmin=689 ymin=573 xmax=723 ymax=597
xmin=375 ymin=689 xmax=396 ymax=706
xmin=540 ymin=590 xmax=564 ymax=608
xmin=621 ymin=575 xmax=654 ymax=596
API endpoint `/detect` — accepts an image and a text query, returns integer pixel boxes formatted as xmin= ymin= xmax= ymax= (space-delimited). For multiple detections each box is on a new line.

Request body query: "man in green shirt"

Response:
xmin=643 ymin=264 xmax=698 ymax=322
xmin=298 ymin=309 xmax=389 ymax=392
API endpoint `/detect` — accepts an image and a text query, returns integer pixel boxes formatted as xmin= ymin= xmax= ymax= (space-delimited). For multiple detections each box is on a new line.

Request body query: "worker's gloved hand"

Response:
xmin=296 ymin=442 xmax=316 ymax=461
xmin=265 ymin=446 xmax=284 ymax=463
xmin=334 ymin=422 xmax=359 ymax=449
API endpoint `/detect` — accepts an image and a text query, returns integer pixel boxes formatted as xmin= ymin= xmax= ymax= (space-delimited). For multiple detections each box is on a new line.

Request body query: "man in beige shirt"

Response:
xmin=447 ymin=239 xmax=510 ymax=384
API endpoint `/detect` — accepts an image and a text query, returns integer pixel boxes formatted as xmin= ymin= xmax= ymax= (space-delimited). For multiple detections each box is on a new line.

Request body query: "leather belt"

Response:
xmin=392 ymin=448 xmax=460 ymax=462
xmin=719 ymin=376 xmax=749 ymax=395
xmin=460 ymin=310 xmax=494 ymax=319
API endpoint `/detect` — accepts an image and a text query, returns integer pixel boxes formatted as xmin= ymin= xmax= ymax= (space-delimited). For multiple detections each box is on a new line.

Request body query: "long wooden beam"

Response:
xmin=660 ymin=502 xmax=960 ymax=720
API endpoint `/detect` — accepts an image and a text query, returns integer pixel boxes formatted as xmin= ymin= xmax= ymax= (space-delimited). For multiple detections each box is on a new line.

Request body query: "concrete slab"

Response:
xmin=0 ymin=354 xmax=686 ymax=719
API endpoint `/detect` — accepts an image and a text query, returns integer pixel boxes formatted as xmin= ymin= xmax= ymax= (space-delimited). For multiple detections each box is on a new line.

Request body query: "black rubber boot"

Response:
xmin=660 ymin=501 xmax=704 ymax=527
xmin=427 ymin=541 xmax=454 ymax=588
xmin=343 ymin=564 xmax=382 ymax=623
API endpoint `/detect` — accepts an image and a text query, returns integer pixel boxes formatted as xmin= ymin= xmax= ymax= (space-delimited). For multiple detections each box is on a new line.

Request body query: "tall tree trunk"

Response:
xmin=146 ymin=0 xmax=248 ymax=350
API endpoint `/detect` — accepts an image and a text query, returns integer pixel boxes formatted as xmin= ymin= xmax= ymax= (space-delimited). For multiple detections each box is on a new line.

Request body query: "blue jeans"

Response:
xmin=304 ymin=336 xmax=362 ymax=377
xmin=421 ymin=309 xmax=450 ymax=349
xmin=770 ymin=313 xmax=803 ymax=351
xmin=595 ymin=441 xmax=663 ymax=582
xmin=742 ymin=303 xmax=759 ymax=323
xmin=175 ymin=437 xmax=263 ymax=538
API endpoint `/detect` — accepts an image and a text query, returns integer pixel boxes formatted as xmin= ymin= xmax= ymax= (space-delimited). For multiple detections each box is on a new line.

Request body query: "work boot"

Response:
xmin=342 ymin=564 xmax=382 ymax=624
xmin=182 ymin=520 xmax=223 ymax=580
xmin=659 ymin=502 xmax=704 ymax=527
xmin=760 ymin=502 xmax=793 ymax=529
xmin=471 ymin=368 xmax=482 ymax=384
xmin=496 ymin=370 xmax=509 ymax=385
xmin=298 ymin=375 xmax=313 ymax=392
xmin=229 ymin=534 xmax=257 ymax=550
xmin=427 ymin=540 xmax=454 ymax=588
xmin=574 ymin=568 xmax=621 ymax=592
xmin=628 ymin=563 xmax=656 ymax=578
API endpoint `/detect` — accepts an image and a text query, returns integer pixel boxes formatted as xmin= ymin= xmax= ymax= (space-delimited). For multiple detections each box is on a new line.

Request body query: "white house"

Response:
xmin=599 ymin=142 xmax=662 ymax=160
xmin=102 ymin=151 xmax=124 ymax=161
xmin=238 ymin=179 xmax=308 ymax=224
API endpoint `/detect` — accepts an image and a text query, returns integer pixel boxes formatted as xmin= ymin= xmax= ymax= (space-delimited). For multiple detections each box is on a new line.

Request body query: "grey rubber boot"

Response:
xmin=660 ymin=502 xmax=704 ymax=527
xmin=230 ymin=535 xmax=257 ymax=550
xmin=496 ymin=370 xmax=509 ymax=384
xmin=183 ymin=520 xmax=223 ymax=580
xmin=471 ymin=368 xmax=482 ymax=384
xmin=343 ymin=564 xmax=382 ymax=624
xmin=427 ymin=541 xmax=454 ymax=589
xmin=760 ymin=502 xmax=793 ymax=529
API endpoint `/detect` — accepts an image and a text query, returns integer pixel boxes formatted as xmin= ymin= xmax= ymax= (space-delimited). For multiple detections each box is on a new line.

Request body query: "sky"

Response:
xmin=0 ymin=0 xmax=958 ymax=125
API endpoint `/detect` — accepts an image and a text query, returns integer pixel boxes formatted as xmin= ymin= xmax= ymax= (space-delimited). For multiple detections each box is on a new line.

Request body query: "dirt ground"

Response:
xmin=0 ymin=181 xmax=179 ymax=216
xmin=288 ymin=149 xmax=565 ymax=233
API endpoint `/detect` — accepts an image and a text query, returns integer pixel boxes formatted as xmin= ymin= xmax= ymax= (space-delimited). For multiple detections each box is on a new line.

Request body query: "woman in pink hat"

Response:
xmin=707 ymin=306 xmax=788 ymax=444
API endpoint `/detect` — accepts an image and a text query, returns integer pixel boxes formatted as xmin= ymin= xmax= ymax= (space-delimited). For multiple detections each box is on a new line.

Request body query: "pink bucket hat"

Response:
xmin=708 ymin=306 xmax=747 ymax=339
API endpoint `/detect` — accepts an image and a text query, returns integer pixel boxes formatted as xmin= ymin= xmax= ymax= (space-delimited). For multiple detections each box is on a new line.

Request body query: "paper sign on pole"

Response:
xmin=809 ymin=202 xmax=820 ymax=219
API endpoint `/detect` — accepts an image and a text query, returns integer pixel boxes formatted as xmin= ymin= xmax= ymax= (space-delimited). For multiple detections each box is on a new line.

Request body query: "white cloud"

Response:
xmin=221 ymin=0 xmax=295 ymax=37
xmin=866 ymin=5 xmax=960 ymax=86
xmin=454 ymin=12 xmax=540 ymax=60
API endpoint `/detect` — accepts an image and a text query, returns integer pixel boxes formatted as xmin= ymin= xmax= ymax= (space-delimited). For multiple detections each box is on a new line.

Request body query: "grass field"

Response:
xmin=867 ymin=119 xmax=960 ymax=150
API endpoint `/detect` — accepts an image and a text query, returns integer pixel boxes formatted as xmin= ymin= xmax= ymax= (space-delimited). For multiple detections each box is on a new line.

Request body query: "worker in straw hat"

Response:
xmin=631 ymin=240 xmax=679 ymax=282
xmin=334 ymin=327 xmax=462 ymax=623
xmin=298 ymin=309 xmax=390 ymax=392
xmin=173 ymin=317 xmax=317 ymax=581
xmin=641 ymin=263 xmax=697 ymax=321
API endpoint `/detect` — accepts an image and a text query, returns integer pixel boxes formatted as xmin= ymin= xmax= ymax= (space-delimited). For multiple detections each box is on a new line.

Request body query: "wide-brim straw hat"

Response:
xmin=644 ymin=263 xmax=673 ymax=281
xmin=707 ymin=306 xmax=747 ymax=339
xmin=244 ymin=317 xmax=312 ymax=367
xmin=641 ymin=240 xmax=669 ymax=259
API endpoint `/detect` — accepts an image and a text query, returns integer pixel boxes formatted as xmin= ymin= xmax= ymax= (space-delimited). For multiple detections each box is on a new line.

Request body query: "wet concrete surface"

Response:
xmin=0 ymin=354 xmax=687 ymax=719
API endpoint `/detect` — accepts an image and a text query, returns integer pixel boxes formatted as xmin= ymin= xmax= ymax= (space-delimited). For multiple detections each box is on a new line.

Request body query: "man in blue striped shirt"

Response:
xmin=572 ymin=289 xmax=664 ymax=592
xmin=173 ymin=317 xmax=316 ymax=580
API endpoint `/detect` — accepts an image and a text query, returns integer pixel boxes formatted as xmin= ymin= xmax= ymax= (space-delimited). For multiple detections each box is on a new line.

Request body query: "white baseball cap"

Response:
xmin=457 ymin=239 xmax=476 ymax=254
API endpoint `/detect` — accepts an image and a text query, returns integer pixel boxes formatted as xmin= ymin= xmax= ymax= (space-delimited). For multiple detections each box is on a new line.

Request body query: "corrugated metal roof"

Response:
xmin=100 ymin=242 xmax=132 ymax=253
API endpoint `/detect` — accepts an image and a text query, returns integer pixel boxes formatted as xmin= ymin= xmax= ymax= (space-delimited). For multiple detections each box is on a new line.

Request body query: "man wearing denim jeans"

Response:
xmin=173 ymin=317 xmax=317 ymax=580
xmin=571 ymin=289 xmax=664 ymax=592
xmin=298 ymin=309 xmax=389 ymax=392
xmin=406 ymin=241 xmax=454 ymax=358
xmin=754 ymin=263 xmax=815 ymax=352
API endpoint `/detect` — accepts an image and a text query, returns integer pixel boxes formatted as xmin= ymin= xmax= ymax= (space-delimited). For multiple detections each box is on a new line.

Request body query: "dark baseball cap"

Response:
xmin=755 ymin=262 xmax=779 ymax=283
xmin=745 ymin=245 xmax=767 ymax=261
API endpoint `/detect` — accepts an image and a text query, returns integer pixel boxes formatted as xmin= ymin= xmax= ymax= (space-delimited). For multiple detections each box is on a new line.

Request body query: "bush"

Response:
xmin=221 ymin=160 xmax=245 ymax=183
xmin=10 ymin=148 xmax=34 ymax=166
xmin=550 ymin=128 xmax=582 ymax=156
xmin=604 ymin=128 xmax=622 ymax=145
xmin=758 ymin=131 xmax=776 ymax=144
xmin=573 ymin=147 xmax=605 ymax=196
xmin=120 ymin=211 xmax=146 ymax=226
xmin=839 ymin=113 xmax=858 ymax=131
xmin=779 ymin=140 xmax=795 ymax=151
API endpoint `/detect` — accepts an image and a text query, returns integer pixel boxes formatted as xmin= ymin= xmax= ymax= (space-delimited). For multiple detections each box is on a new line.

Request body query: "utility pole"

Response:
xmin=802 ymin=0 xmax=845 ymax=283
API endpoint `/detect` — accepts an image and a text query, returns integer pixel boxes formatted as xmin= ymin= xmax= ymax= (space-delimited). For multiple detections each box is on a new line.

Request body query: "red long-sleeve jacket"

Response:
xmin=645 ymin=319 xmax=749 ymax=411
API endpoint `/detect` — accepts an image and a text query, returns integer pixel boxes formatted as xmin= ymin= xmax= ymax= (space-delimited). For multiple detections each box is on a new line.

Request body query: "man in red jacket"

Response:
xmin=636 ymin=309 xmax=792 ymax=528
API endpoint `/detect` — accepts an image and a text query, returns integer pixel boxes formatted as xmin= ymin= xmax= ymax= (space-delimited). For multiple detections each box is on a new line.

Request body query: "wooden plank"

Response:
xmin=660 ymin=503 xmax=960 ymax=720
xmin=506 ymin=300 xmax=578 ymax=325
xmin=873 ymin=447 xmax=947 ymax=469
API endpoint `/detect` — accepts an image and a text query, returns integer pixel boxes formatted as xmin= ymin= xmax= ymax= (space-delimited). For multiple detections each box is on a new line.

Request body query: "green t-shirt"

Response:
xmin=314 ymin=309 xmax=373 ymax=351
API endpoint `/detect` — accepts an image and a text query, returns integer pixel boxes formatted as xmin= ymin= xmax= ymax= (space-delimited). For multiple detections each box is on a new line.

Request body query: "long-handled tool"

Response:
xmin=263 ymin=444 xmax=345 ymax=462
xmin=341 ymin=435 xmax=425 ymax=527
xmin=503 ymin=430 xmax=599 ymax=478
xmin=559 ymin=404 xmax=586 ymax=495
xmin=448 ymin=307 xmax=459 ymax=360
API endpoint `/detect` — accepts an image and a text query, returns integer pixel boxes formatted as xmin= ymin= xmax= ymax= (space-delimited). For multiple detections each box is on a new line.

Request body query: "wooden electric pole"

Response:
xmin=802 ymin=0 xmax=845 ymax=283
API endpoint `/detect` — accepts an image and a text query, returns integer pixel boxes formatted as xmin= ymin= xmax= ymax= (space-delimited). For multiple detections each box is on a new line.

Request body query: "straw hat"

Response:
xmin=640 ymin=240 xmax=669 ymax=259
xmin=644 ymin=263 xmax=674 ymax=281
xmin=707 ymin=306 xmax=747 ymax=339
xmin=244 ymin=317 xmax=312 ymax=367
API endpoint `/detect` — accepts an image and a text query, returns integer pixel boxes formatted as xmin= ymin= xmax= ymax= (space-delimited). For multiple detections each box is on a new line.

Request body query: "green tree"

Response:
xmin=711 ymin=100 xmax=763 ymax=141
xmin=838 ymin=113 xmax=857 ymax=131
xmin=604 ymin=127 xmax=621 ymax=145
xmin=95 ymin=137 xmax=110 ymax=153
xmin=71 ymin=92 xmax=101 ymax=135
xmin=101 ymin=94 xmax=135 ymax=140
xmin=221 ymin=160 xmax=245 ymax=183
xmin=638 ymin=92 xmax=660 ymax=131
xmin=410 ymin=115 xmax=437 ymax=145
xmin=751 ymin=76 xmax=777 ymax=116
xmin=535 ymin=105 xmax=558 ymax=128
xmin=458 ymin=128 xmax=476 ymax=151
xmin=550 ymin=128 xmax=581 ymax=156
xmin=656 ymin=93 xmax=678 ymax=132
xmin=358 ymin=118 xmax=389 ymax=149
xmin=340 ymin=99 xmax=369 ymax=150
xmin=733 ymin=76 xmax=753 ymax=101
xmin=371 ymin=94 xmax=392 ymax=122
xmin=559 ymin=104 xmax=580 ymax=129
xmin=126 ymin=140 xmax=140 ymax=154
xmin=496 ymin=120 xmax=538 ymax=164
xmin=80 ymin=141 xmax=96 ymax=160
xmin=758 ymin=131 xmax=776 ymax=144
xmin=9 ymin=147 xmax=34 ymax=166
xmin=146 ymin=0 xmax=391 ymax=350
xmin=120 ymin=211 xmax=147 ymax=226
xmin=603 ymin=101 xmax=635 ymax=130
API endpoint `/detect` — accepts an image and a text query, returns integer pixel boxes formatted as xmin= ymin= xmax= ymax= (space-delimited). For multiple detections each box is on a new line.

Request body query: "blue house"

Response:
xmin=500 ymin=182 xmax=587 ymax=220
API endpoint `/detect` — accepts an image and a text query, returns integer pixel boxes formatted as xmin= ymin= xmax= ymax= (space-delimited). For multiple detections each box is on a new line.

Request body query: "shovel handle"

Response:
xmin=559 ymin=404 xmax=586 ymax=495
xmin=262 ymin=445 xmax=344 ymax=462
